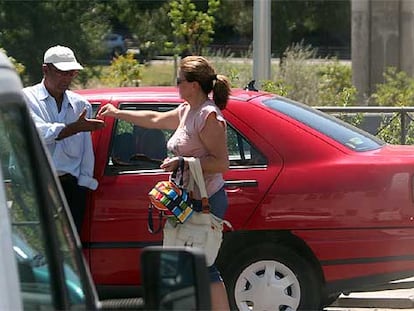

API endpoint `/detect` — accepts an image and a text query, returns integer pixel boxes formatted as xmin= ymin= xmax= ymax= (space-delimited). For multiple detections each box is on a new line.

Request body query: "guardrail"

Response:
xmin=314 ymin=106 xmax=414 ymax=145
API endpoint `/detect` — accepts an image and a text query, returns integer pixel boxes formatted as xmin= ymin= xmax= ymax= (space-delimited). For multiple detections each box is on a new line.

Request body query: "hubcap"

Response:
xmin=234 ymin=260 xmax=300 ymax=311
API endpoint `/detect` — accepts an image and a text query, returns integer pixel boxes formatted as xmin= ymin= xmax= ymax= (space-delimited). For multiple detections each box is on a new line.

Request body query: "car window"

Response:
xmin=263 ymin=97 xmax=385 ymax=151
xmin=0 ymin=104 xmax=87 ymax=309
xmin=106 ymin=103 xmax=266 ymax=174
xmin=227 ymin=125 xmax=267 ymax=167
xmin=107 ymin=103 xmax=174 ymax=174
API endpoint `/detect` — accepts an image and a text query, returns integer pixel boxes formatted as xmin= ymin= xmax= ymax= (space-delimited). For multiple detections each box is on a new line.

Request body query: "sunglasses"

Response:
xmin=47 ymin=64 xmax=78 ymax=77
xmin=176 ymin=77 xmax=187 ymax=85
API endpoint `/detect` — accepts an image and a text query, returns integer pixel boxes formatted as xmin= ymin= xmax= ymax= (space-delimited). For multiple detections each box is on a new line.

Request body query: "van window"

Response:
xmin=0 ymin=103 xmax=87 ymax=309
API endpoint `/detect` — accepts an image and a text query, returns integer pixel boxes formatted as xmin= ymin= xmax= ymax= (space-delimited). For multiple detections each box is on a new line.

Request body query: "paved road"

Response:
xmin=325 ymin=277 xmax=414 ymax=310
xmin=151 ymin=56 xmax=352 ymax=66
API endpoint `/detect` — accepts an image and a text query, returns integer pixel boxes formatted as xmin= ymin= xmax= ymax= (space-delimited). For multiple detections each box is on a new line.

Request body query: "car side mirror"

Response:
xmin=141 ymin=246 xmax=211 ymax=311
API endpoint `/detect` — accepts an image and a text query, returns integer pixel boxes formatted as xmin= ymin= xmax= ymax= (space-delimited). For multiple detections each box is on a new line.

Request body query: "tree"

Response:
xmin=205 ymin=0 xmax=350 ymax=59
xmin=110 ymin=0 xmax=171 ymax=62
xmin=166 ymin=0 xmax=220 ymax=56
xmin=103 ymin=52 xmax=142 ymax=87
xmin=0 ymin=48 xmax=25 ymax=76
xmin=0 ymin=0 xmax=351 ymax=84
xmin=0 ymin=0 xmax=110 ymax=83
xmin=271 ymin=0 xmax=350 ymax=58
xmin=214 ymin=0 xmax=252 ymax=46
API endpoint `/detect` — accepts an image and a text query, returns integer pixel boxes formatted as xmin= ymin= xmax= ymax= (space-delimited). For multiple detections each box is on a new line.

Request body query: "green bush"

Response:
xmin=261 ymin=79 xmax=289 ymax=97
xmin=366 ymin=67 xmax=414 ymax=144
xmin=74 ymin=66 xmax=103 ymax=89
xmin=260 ymin=43 xmax=356 ymax=107
xmin=102 ymin=52 xmax=142 ymax=87
xmin=1 ymin=47 xmax=25 ymax=79
xmin=317 ymin=61 xmax=356 ymax=107
xmin=370 ymin=67 xmax=414 ymax=107
xmin=205 ymin=48 xmax=253 ymax=88
xmin=275 ymin=43 xmax=320 ymax=105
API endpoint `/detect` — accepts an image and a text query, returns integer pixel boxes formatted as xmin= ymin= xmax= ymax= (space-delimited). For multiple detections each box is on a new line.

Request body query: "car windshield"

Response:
xmin=263 ymin=97 xmax=385 ymax=152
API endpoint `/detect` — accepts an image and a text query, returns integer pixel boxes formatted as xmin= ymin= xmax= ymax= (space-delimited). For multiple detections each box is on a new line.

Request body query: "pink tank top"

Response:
xmin=167 ymin=100 xmax=226 ymax=199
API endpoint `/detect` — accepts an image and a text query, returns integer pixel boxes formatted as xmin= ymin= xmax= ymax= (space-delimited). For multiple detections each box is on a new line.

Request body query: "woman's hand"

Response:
xmin=97 ymin=104 xmax=119 ymax=118
xmin=160 ymin=157 xmax=180 ymax=172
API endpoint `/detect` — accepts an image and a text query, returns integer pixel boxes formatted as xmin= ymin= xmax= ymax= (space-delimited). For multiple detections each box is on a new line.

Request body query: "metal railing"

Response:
xmin=314 ymin=106 xmax=414 ymax=145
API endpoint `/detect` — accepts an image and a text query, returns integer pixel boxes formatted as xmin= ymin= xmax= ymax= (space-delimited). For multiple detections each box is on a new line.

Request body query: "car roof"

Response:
xmin=75 ymin=86 xmax=269 ymax=103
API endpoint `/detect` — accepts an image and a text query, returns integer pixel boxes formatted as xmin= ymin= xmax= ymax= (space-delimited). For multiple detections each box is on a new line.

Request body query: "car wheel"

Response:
xmin=221 ymin=243 xmax=321 ymax=311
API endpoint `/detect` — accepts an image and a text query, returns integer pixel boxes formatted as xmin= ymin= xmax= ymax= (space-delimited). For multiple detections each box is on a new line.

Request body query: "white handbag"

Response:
xmin=162 ymin=157 xmax=223 ymax=267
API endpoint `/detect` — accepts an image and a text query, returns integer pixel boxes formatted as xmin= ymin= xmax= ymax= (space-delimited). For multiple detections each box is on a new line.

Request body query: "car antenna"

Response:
xmin=244 ymin=80 xmax=258 ymax=92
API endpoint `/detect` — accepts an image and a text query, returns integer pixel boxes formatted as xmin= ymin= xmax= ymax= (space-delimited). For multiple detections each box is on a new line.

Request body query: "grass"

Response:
xmin=138 ymin=57 xmax=255 ymax=88
xmin=75 ymin=60 xmax=176 ymax=88
xmin=76 ymin=56 xmax=256 ymax=89
xmin=140 ymin=60 xmax=177 ymax=86
xmin=76 ymin=50 xmax=350 ymax=91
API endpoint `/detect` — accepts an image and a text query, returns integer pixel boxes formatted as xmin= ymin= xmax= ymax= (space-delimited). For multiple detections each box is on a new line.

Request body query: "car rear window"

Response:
xmin=263 ymin=97 xmax=384 ymax=152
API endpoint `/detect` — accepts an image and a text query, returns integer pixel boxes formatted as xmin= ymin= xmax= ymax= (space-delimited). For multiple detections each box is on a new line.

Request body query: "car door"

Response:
xmin=87 ymin=102 xmax=175 ymax=292
xmin=223 ymin=107 xmax=284 ymax=229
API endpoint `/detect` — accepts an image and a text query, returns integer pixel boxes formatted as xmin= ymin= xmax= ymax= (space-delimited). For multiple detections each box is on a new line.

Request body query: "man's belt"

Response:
xmin=59 ymin=173 xmax=77 ymax=182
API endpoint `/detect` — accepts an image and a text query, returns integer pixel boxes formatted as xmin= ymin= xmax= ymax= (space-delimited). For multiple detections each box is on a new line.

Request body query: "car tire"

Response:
xmin=221 ymin=243 xmax=321 ymax=311
xmin=321 ymin=292 xmax=341 ymax=307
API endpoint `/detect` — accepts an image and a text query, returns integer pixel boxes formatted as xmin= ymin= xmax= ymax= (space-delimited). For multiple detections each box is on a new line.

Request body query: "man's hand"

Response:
xmin=74 ymin=109 xmax=106 ymax=132
xmin=56 ymin=109 xmax=105 ymax=140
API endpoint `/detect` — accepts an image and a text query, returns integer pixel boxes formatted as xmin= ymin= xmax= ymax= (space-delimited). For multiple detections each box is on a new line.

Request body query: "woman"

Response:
xmin=97 ymin=55 xmax=231 ymax=310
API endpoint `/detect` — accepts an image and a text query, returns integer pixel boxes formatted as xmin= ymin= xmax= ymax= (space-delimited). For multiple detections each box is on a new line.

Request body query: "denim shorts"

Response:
xmin=192 ymin=186 xmax=228 ymax=282
xmin=191 ymin=186 xmax=228 ymax=219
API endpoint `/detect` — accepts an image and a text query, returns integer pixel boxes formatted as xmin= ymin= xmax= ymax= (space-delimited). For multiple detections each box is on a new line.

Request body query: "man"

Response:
xmin=23 ymin=45 xmax=105 ymax=234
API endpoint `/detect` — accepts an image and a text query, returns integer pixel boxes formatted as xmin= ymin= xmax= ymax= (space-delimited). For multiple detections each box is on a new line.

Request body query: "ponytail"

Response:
xmin=212 ymin=74 xmax=231 ymax=110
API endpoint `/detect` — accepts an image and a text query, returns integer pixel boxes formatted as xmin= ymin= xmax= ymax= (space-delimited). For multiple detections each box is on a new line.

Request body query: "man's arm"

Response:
xmin=77 ymin=130 xmax=98 ymax=190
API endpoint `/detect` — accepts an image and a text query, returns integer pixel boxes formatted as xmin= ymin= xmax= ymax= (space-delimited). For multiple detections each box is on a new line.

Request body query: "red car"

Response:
xmin=77 ymin=86 xmax=414 ymax=310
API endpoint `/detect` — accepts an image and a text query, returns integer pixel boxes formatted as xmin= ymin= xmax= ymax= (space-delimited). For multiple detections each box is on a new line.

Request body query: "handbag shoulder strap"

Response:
xmin=185 ymin=157 xmax=210 ymax=213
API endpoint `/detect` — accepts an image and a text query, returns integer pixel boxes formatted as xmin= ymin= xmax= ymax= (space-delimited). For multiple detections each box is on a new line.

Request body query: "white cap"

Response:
xmin=43 ymin=45 xmax=84 ymax=71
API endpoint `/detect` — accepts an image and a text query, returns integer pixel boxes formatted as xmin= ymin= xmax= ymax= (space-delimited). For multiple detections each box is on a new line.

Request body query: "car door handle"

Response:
xmin=225 ymin=180 xmax=258 ymax=188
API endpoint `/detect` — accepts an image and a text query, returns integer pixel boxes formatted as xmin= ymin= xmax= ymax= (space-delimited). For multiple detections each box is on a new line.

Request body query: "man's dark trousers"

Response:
xmin=59 ymin=173 xmax=87 ymax=234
